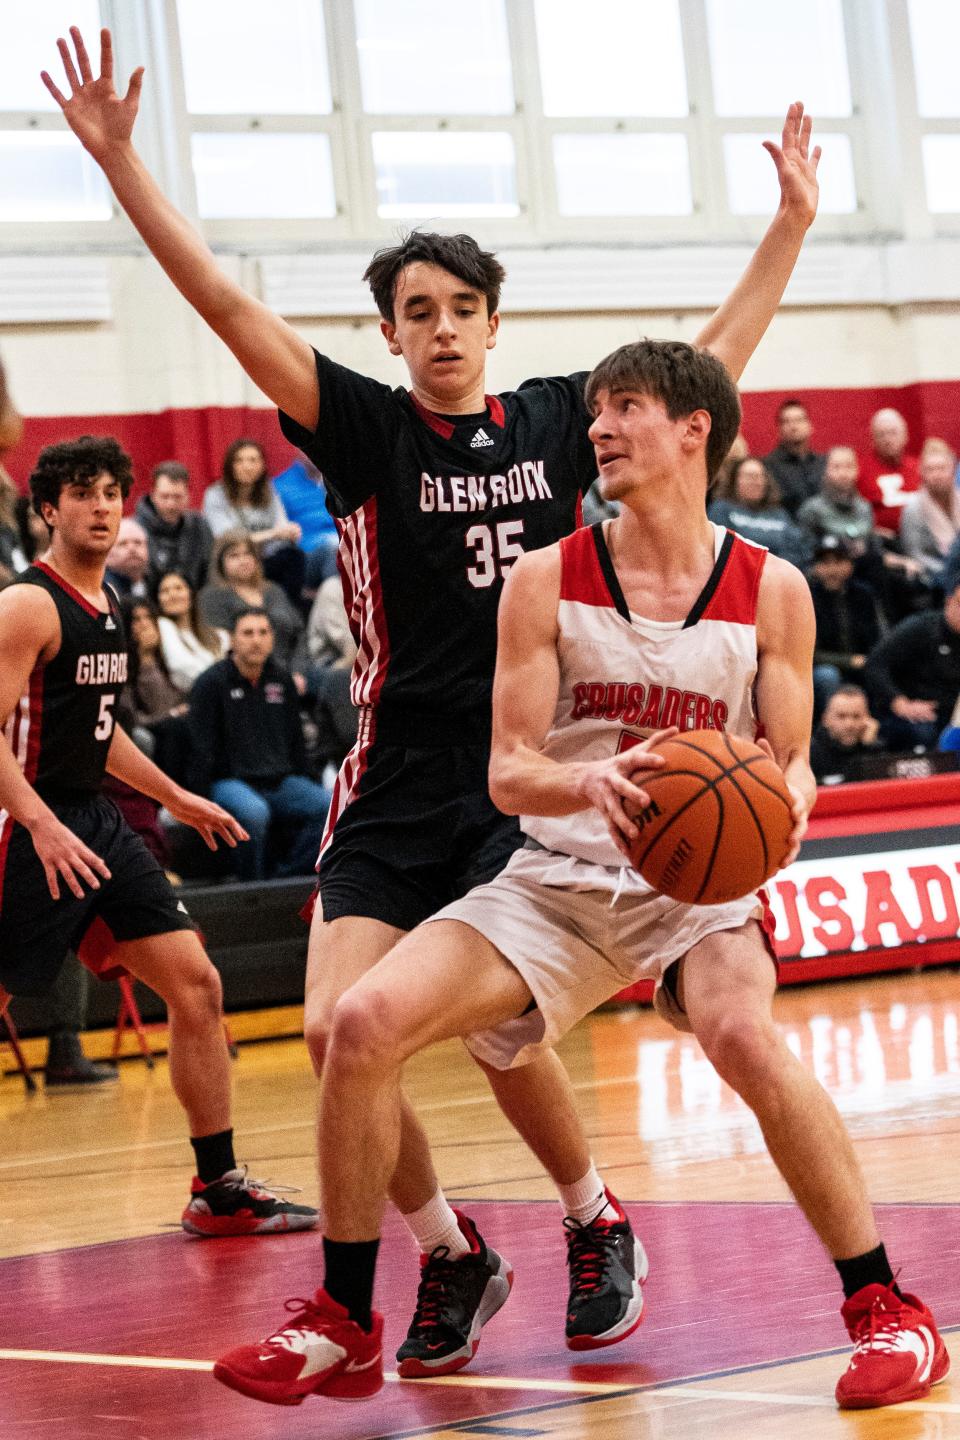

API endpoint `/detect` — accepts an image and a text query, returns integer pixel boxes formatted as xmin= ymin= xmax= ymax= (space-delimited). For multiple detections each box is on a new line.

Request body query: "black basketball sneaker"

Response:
xmin=181 ymin=1167 xmax=319 ymax=1237
xmin=565 ymin=1188 xmax=649 ymax=1349
xmin=396 ymin=1210 xmax=514 ymax=1377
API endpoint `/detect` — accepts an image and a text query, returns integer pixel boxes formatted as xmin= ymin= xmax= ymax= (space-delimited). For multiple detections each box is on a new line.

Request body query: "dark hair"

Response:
xmin=363 ymin=231 xmax=506 ymax=323
xmin=30 ymin=436 xmax=134 ymax=517
xmin=584 ymin=340 xmax=741 ymax=483
xmin=120 ymin=596 xmax=171 ymax=693
xmin=221 ymin=439 xmax=269 ymax=509
xmin=777 ymin=397 xmax=809 ymax=420
xmin=728 ymin=455 xmax=781 ymax=509
xmin=831 ymin=683 xmax=868 ymax=703
xmin=154 ymin=568 xmax=221 ymax=656
xmin=152 ymin=460 xmax=190 ymax=487
xmin=231 ymin=605 xmax=272 ymax=633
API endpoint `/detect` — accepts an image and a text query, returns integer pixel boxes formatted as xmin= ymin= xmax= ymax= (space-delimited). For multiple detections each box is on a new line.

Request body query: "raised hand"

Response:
xmin=762 ymin=101 xmax=821 ymax=229
xmin=41 ymin=27 xmax=143 ymax=163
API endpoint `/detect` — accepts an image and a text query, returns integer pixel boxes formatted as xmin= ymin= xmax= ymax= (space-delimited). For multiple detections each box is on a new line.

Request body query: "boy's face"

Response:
xmin=823 ymin=693 xmax=868 ymax=746
xmin=42 ymin=470 xmax=123 ymax=558
xmin=381 ymin=262 xmax=499 ymax=405
xmin=588 ymin=388 xmax=708 ymax=499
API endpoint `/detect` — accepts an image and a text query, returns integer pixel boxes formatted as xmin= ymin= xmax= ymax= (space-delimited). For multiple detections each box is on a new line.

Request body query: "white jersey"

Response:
xmin=522 ymin=521 xmax=768 ymax=873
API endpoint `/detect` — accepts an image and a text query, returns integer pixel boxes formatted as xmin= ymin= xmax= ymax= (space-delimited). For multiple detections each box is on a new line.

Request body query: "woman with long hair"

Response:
xmin=202 ymin=439 xmax=305 ymax=606
xmin=708 ymin=454 xmax=810 ymax=569
xmin=155 ymin=569 xmax=226 ymax=691
xmin=123 ymin=597 xmax=188 ymax=726
xmin=198 ymin=529 xmax=306 ymax=675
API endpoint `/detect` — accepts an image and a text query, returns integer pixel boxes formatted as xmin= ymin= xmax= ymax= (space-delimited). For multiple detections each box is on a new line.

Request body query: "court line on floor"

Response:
xmin=0 ymin=1349 xmax=626 ymax=1393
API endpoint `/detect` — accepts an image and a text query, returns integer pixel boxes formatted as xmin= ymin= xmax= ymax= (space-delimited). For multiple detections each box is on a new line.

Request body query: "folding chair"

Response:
xmin=0 ymin=986 xmax=37 ymax=1092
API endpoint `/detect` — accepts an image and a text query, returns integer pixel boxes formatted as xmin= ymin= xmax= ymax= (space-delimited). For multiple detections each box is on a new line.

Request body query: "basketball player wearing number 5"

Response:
xmin=216 ymin=340 xmax=947 ymax=1411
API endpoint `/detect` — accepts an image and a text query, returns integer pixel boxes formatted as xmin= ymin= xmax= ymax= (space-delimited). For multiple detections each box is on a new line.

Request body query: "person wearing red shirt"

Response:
xmin=858 ymin=408 xmax=921 ymax=537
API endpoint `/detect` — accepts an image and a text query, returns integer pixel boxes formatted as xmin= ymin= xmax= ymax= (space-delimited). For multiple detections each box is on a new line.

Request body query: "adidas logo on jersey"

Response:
xmin=104 ymin=616 xmax=116 ymax=630
xmin=470 ymin=427 xmax=495 ymax=449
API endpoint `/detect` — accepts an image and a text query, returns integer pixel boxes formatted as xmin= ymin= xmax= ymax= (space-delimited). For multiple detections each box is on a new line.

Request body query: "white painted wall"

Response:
xmin=2 ymin=251 xmax=960 ymax=418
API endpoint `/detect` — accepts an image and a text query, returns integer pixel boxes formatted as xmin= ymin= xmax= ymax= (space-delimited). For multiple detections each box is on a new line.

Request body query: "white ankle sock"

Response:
xmin=403 ymin=1187 xmax=470 ymax=1258
xmin=558 ymin=1163 xmax=618 ymax=1226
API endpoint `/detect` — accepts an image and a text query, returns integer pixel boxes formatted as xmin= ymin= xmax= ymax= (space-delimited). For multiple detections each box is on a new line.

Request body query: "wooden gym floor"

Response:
xmin=1 ymin=965 xmax=958 ymax=1439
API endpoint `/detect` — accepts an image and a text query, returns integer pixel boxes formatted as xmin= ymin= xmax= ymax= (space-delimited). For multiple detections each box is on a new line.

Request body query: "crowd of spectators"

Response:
xmin=0 ymin=440 xmax=347 ymax=886
xmin=2 ymin=401 xmax=959 ymax=879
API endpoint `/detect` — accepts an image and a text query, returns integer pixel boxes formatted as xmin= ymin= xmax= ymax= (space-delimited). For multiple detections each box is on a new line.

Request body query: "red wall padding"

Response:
xmin=9 ymin=379 xmax=960 ymax=507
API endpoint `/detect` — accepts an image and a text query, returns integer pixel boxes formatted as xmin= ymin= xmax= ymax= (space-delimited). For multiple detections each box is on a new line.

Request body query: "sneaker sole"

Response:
xmin=213 ymin=1359 xmax=383 ymax=1406
xmin=566 ymin=1238 xmax=649 ymax=1351
xmin=181 ymin=1212 xmax=319 ymax=1237
xmin=397 ymin=1255 xmax=515 ymax=1378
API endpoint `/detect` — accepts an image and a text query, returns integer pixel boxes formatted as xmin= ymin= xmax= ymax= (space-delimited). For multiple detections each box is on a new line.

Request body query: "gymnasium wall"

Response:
xmin=3 ymin=253 xmax=960 ymax=499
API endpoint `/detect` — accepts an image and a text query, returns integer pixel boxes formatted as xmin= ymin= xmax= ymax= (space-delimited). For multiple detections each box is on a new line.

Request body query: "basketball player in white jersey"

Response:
xmin=216 ymin=338 xmax=947 ymax=1411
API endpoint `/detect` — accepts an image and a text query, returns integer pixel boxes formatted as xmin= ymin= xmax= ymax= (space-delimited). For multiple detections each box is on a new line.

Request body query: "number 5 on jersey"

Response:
xmin=95 ymin=692 xmax=116 ymax=741
xmin=465 ymin=520 xmax=525 ymax=589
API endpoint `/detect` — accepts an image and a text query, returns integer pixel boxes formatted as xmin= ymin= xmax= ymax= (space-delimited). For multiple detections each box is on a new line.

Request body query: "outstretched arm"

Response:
xmin=693 ymin=102 xmax=821 ymax=382
xmin=106 ymin=724 xmax=247 ymax=851
xmin=43 ymin=27 xmax=318 ymax=430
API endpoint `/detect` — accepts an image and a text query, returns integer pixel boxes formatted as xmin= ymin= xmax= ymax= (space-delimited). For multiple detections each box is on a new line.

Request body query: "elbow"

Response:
xmin=488 ymin=757 xmax=521 ymax=816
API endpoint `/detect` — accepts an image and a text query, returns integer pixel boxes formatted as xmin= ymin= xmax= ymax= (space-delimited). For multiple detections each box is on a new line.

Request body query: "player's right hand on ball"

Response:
xmin=577 ymin=727 xmax=678 ymax=857
xmin=29 ymin=812 xmax=112 ymax=901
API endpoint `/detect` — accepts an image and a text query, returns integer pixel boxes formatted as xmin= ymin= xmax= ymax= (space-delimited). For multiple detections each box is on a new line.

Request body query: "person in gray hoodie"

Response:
xmin=135 ymin=460 xmax=214 ymax=593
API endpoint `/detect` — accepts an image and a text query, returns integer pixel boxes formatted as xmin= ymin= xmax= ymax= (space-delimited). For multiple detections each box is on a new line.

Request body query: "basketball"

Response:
xmin=626 ymin=729 xmax=794 ymax=905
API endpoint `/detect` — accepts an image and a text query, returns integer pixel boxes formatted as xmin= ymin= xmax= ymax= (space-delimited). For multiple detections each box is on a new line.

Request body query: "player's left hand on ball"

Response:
xmin=167 ymin=791 xmax=249 ymax=850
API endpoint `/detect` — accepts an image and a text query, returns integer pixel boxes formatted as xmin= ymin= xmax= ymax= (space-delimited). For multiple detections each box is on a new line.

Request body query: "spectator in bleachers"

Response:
xmin=135 ymin=460 xmax=214 ymax=592
xmin=810 ymin=684 xmax=882 ymax=784
xmin=943 ymin=532 xmax=960 ymax=601
xmin=203 ymin=439 xmax=305 ymax=607
xmin=155 ymin=570 xmax=227 ymax=692
xmin=863 ymin=576 xmax=960 ymax=750
xmin=10 ymin=495 xmax=50 ymax=573
xmin=307 ymin=576 xmax=359 ymax=767
xmin=105 ymin=515 xmax=151 ymax=598
xmin=796 ymin=445 xmax=876 ymax=559
xmin=198 ymin=530 xmax=306 ymax=678
xmin=858 ymin=407 xmax=921 ymax=538
xmin=899 ymin=438 xmax=960 ymax=588
xmin=0 ymin=466 xmax=20 ymax=584
xmin=272 ymin=456 xmax=340 ymax=594
xmin=939 ymin=694 xmax=960 ymax=754
xmin=187 ymin=608 xmax=331 ymax=881
xmin=707 ymin=455 xmax=809 ymax=568
xmin=763 ymin=398 xmax=826 ymax=515
xmin=806 ymin=535 xmax=885 ymax=718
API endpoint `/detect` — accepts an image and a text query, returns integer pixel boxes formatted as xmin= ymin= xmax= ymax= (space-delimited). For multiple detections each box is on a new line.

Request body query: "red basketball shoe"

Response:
xmin=213 ymin=1289 xmax=383 ymax=1406
xmin=836 ymin=1283 xmax=949 ymax=1409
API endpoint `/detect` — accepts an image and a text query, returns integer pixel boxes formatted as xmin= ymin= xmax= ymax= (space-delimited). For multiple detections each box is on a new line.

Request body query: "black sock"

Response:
xmin=190 ymin=1129 xmax=236 ymax=1184
xmin=835 ymin=1243 xmax=900 ymax=1300
xmin=323 ymin=1237 xmax=380 ymax=1332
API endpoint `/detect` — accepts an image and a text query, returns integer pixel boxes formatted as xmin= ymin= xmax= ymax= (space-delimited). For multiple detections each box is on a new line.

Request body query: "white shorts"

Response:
xmin=426 ymin=843 xmax=771 ymax=1070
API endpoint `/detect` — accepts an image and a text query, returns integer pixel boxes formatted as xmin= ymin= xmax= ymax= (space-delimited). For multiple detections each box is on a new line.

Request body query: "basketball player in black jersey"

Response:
xmin=0 ymin=419 xmax=318 ymax=1238
xmin=44 ymin=26 xmax=821 ymax=1370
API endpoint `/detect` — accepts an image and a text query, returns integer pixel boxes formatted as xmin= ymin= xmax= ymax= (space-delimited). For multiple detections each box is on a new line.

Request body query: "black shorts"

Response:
xmin=0 ymin=793 xmax=194 ymax=997
xmin=318 ymin=740 xmax=523 ymax=933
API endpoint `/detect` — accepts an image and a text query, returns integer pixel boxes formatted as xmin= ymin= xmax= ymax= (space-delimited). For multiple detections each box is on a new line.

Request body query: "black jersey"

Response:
xmin=7 ymin=562 xmax=127 ymax=797
xmin=281 ymin=351 xmax=595 ymax=742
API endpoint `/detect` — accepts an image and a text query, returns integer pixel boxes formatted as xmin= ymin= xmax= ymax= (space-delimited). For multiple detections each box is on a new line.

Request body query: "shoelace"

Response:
xmin=219 ymin=1165 xmax=304 ymax=1198
xmin=409 ymin=1246 xmax=466 ymax=1331
xmin=265 ymin=1297 xmax=324 ymax=1348
xmin=564 ymin=1216 xmax=616 ymax=1295
xmin=852 ymin=1289 xmax=911 ymax=1356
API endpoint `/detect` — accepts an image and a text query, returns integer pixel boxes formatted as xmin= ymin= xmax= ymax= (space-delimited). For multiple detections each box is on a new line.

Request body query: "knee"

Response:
xmin=696 ymin=1009 xmax=778 ymax=1092
xmin=167 ymin=953 xmax=223 ymax=1027
xmin=326 ymin=987 xmax=404 ymax=1075
xmin=303 ymin=1003 xmax=332 ymax=1076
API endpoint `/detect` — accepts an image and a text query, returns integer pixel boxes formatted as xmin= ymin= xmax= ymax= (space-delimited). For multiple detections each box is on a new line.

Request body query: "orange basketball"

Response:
xmin=626 ymin=729 xmax=794 ymax=905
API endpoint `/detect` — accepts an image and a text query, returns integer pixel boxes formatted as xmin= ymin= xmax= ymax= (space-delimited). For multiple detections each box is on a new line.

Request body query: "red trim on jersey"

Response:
xmin=315 ymin=705 xmax=377 ymax=869
xmin=700 ymin=533 xmax=766 ymax=624
xmin=33 ymin=560 xmax=102 ymax=619
xmin=23 ymin=667 xmax=43 ymax=786
xmin=340 ymin=497 xmax=390 ymax=712
xmin=558 ymin=524 xmax=614 ymax=607
xmin=486 ymin=394 xmax=505 ymax=428
xmin=408 ymin=394 xmax=455 ymax=439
